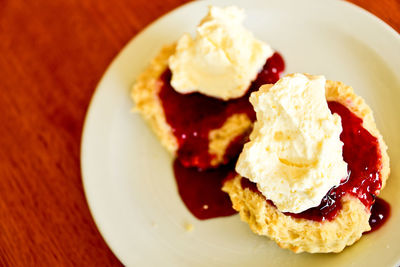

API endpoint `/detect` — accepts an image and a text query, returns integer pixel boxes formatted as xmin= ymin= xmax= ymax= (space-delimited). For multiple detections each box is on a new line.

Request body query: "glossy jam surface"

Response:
xmin=159 ymin=53 xmax=285 ymax=169
xmin=241 ymin=101 xmax=383 ymax=222
xmin=163 ymin=53 xmax=284 ymax=220
xmin=173 ymin=159 xmax=237 ymax=220
xmin=367 ymin=197 xmax=390 ymax=233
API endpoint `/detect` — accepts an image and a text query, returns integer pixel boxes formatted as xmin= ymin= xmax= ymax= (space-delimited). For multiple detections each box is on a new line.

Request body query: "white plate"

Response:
xmin=81 ymin=0 xmax=400 ymax=266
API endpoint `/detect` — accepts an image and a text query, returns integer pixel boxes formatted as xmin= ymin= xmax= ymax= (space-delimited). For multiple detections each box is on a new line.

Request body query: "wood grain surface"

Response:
xmin=0 ymin=0 xmax=398 ymax=266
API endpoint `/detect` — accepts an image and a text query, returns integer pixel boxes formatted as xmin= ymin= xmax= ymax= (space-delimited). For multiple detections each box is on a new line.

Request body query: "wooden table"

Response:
xmin=0 ymin=0 xmax=398 ymax=265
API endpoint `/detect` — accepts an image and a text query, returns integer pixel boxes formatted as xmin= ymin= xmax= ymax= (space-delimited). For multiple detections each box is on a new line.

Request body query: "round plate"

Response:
xmin=81 ymin=0 xmax=400 ymax=266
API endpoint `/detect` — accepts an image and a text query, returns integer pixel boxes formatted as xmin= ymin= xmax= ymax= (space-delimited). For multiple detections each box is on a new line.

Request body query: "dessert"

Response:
xmin=223 ymin=74 xmax=390 ymax=253
xmin=132 ymin=6 xmax=284 ymax=170
xmin=131 ymin=4 xmax=390 ymax=253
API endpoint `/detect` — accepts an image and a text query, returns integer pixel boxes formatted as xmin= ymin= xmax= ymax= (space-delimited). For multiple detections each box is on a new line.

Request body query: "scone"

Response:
xmin=131 ymin=6 xmax=284 ymax=170
xmin=131 ymin=44 xmax=251 ymax=168
xmin=131 ymin=45 xmax=283 ymax=169
xmin=223 ymin=78 xmax=389 ymax=253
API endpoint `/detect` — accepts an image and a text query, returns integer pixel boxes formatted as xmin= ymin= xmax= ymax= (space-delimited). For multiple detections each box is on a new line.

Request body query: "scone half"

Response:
xmin=131 ymin=44 xmax=253 ymax=167
xmin=223 ymin=80 xmax=390 ymax=253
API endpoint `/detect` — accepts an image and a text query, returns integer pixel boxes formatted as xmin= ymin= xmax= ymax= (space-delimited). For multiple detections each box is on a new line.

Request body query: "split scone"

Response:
xmin=131 ymin=6 xmax=284 ymax=169
xmin=223 ymin=75 xmax=389 ymax=253
xmin=132 ymin=44 xmax=252 ymax=168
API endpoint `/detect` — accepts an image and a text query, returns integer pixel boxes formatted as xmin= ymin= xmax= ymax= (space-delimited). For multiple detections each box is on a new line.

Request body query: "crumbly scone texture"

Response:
xmin=222 ymin=80 xmax=390 ymax=253
xmin=209 ymin=113 xmax=252 ymax=166
xmin=131 ymin=44 xmax=253 ymax=166
xmin=131 ymin=44 xmax=178 ymax=154
xmin=223 ymin=175 xmax=371 ymax=253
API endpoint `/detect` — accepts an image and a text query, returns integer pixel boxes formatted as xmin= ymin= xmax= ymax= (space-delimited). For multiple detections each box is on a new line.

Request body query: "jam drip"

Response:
xmin=159 ymin=53 xmax=285 ymax=169
xmin=328 ymin=101 xmax=382 ymax=207
xmin=172 ymin=136 xmax=248 ymax=220
xmin=173 ymin=159 xmax=237 ymax=220
xmin=367 ymin=197 xmax=390 ymax=233
xmin=241 ymin=101 xmax=384 ymax=222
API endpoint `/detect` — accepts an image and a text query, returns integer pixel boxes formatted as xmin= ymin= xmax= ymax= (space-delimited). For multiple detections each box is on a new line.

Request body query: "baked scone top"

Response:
xmin=223 ymin=80 xmax=389 ymax=253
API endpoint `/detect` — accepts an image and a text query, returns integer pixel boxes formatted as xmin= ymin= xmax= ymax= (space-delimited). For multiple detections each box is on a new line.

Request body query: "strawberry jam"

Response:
xmin=159 ymin=53 xmax=284 ymax=169
xmin=173 ymin=159 xmax=237 ymax=220
xmin=241 ymin=101 xmax=389 ymax=226
xmin=172 ymin=134 xmax=250 ymax=220
xmin=161 ymin=53 xmax=285 ymax=220
xmin=367 ymin=197 xmax=390 ymax=233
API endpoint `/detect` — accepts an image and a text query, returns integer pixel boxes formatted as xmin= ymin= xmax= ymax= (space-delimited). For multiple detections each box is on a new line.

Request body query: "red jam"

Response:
xmin=162 ymin=53 xmax=285 ymax=220
xmin=367 ymin=197 xmax=390 ymax=233
xmin=173 ymin=159 xmax=237 ymax=220
xmin=241 ymin=101 xmax=386 ymax=223
xmin=172 ymin=133 xmax=248 ymax=220
xmin=159 ymin=53 xmax=285 ymax=169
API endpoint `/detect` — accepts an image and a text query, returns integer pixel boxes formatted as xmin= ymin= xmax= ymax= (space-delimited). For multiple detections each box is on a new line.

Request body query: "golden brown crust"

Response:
xmin=131 ymin=44 xmax=253 ymax=166
xmin=222 ymin=79 xmax=390 ymax=253
xmin=131 ymin=44 xmax=178 ymax=154
xmin=223 ymin=175 xmax=370 ymax=253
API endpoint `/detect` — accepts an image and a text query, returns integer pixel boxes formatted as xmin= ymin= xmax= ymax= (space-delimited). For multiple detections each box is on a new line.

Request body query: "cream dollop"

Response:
xmin=169 ymin=6 xmax=273 ymax=100
xmin=236 ymin=73 xmax=348 ymax=213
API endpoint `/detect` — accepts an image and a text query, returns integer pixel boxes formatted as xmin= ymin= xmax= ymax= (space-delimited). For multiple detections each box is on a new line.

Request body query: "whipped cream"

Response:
xmin=236 ymin=73 xmax=348 ymax=213
xmin=169 ymin=6 xmax=274 ymax=100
